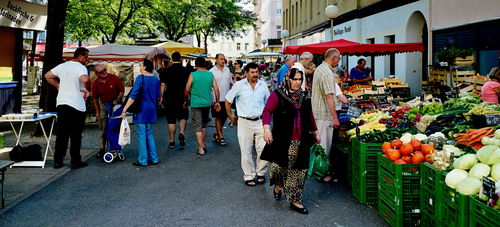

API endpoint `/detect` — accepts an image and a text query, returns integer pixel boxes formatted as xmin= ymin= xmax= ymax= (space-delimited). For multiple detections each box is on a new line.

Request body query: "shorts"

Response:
xmin=165 ymin=103 xmax=189 ymax=124
xmin=98 ymin=102 xmax=109 ymax=131
xmin=211 ymin=102 xmax=228 ymax=119
xmin=191 ymin=107 xmax=211 ymax=132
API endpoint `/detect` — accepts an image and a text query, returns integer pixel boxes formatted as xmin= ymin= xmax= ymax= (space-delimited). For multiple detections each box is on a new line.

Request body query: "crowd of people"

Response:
xmin=42 ymin=46 xmax=402 ymax=215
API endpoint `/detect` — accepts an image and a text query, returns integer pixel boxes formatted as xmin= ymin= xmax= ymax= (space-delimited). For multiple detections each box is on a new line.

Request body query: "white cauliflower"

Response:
xmin=413 ymin=133 xmax=428 ymax=141
xmin=400 ymin=133 xmax=413 ymax=144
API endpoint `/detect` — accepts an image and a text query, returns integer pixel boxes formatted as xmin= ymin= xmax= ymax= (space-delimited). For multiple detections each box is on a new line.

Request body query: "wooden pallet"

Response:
xmin=429 ymin=69 xmax=475 ymax=84
xmin=454 ymin=56 xmax=474 ymax=66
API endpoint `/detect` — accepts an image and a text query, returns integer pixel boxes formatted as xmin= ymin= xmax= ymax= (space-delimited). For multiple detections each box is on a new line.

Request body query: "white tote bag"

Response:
xmin=118 ymin=119 xmax=131 ymax=146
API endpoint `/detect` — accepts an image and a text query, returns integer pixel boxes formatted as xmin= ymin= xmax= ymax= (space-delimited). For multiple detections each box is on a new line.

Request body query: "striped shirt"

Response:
xmin=311 ymin=62 xmax=337 ymax=121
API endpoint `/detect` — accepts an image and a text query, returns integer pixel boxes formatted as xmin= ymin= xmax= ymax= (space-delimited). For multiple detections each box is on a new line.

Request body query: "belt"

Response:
xmin=240 ymin=116 xmax=262 ymax=121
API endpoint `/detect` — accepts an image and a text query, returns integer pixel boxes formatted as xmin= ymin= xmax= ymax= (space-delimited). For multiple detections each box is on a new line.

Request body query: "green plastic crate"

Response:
xmin=469 ymin=196 xmax=500 ymax=227
xmin=350 ymin=138 xmax=381 ymax=205
xmin=0 ymin=132 xmax=4 ymax=149
xmin=377 ymin=154 xmax=421 ymax=227
xmin=438 ymin=183 xmax=469 ymax=227
xmin=420 ymin=162 xmax=445 ymax=226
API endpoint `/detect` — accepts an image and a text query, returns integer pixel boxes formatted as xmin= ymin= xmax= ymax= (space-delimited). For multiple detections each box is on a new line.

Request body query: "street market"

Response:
xmin=0 ymin=0 xmax=500 ymax=226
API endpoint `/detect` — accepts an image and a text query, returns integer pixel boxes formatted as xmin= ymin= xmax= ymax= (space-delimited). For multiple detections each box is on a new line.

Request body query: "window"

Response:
xmin=277 ymin=26 xmax=281 ymax=30
xmin=236 ymin=43 xmax=241 ymax=51
xmin=277 ymin=30 xmax=281 ymax=39
xmin=384 ymin=35 xmax=396 ymax=75
xmin=310 ymin=0 xmax=313 ymax=19
xmin=291 ymin=5 xmax=294 ymax=28
xmin=295 ymin=2 xmax=298 ymax=28
xmin=244 ymin=43 xmax=249 ymax=51
xmin=277 ymin=9 xmax=282 ymax=14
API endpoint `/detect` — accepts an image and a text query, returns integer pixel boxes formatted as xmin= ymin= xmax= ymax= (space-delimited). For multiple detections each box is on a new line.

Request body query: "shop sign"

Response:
xmin=0 ymin=0 xmax=47 ymax=31
xmin=334 ymin=26 xmax=351 ymax=36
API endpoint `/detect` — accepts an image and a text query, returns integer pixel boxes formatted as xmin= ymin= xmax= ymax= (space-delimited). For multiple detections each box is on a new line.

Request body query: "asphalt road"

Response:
xmin=0 ymin=116 xmax=387 ymax=226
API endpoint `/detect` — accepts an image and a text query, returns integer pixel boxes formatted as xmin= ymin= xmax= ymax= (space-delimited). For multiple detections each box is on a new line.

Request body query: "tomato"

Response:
xmin=402 ymin=155 xmax=412 ymax=163
xmin=421 ymin=144 xmax=435 ymax=155
xmin=410 ymin=139 xmax=422 ymax=151
xmin=391 ymin=139 xmax=403 ymax=149
xmin=382 ymin=142 xmax=392 ymax=153
xmin=411 ymin=152 xmax=425 ymax=164
xmin=400 ymin=144 xmax=414 ymax=155
xmin=425 ymin=154 xmax=433 ymax=163
xmin=387 ymin=149 xmax=401 ymax=161
xmin=395 ymin=159 xmax=406 ymax=164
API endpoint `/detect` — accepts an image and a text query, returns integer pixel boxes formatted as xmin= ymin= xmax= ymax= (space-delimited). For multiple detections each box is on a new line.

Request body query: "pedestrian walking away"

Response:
xmin=44 ymin=47 xmax=91 ymax=169
xmin=92 ymin=64 xmax=125 ymax=158
xmin=184 ymin=57 xmax=221 ymax=155
xmin=261 ymin=68 xmax=320 ymax=214
xmin=225 ymin=62 xmax=270 ymax=186
xmin=210 ymin=53 xmax=233 ymax=146
xmin=311 ymin=48 xmax=342 ymax=183
xmin=276 ymin=56 xmax=296 ymax=88
xmin=121 ymin=59 xmax=161 ymax=167
xmin=159 ymin=52 xmax=190 ymax=149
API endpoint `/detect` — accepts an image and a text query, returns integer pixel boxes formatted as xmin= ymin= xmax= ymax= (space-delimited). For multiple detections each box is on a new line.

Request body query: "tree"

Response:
xmin=40 ymin=0 xmax=69 ymax=111
xmin=65 ymin=0 xmax=149 ymax=44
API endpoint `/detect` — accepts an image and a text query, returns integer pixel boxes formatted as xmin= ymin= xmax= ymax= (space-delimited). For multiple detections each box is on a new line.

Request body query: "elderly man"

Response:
xmin=292 ymin=52 xmax=314 ymax=90
xmin=210 ymin=53 xmax=233 ymax=146
xmin=44 ymin=47 xmax=91 ymax=169
xmin=225 ymin=63 xmax=270 ymax=186
xmin=92 ymin=64 xmax=125 ymax=158
xmin=311 ymin=48 xmax=343 ymax=183
xmin=276 ymin=56 xmax=296 ymax=87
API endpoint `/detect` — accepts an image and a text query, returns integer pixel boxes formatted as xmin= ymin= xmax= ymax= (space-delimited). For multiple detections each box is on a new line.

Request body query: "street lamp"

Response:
xmin=261 ymin=39 xmax=267 ymax=51
xmin=281 ymin=30 xmax=289 ymax=53
xmin=325 ymin=4 xmax=340 ymax=41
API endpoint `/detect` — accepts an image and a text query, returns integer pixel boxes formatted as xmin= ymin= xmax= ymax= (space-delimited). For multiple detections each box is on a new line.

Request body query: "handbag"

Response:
xmin=306 ymin=144 xmax=330 ymax=179
xmin=125 ymin=75 xmax=144 ymax=113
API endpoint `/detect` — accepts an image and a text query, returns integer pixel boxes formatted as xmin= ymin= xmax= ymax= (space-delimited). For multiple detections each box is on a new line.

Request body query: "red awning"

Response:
xmin=283 ymin=39 xmax=423 ymax=56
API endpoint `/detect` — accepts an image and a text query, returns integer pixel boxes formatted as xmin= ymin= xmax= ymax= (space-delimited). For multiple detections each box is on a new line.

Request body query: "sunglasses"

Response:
xmin=96 ymin=69 xmax=106 ymax=74
xmin=291 ymin=78 xmax=303 ymax=81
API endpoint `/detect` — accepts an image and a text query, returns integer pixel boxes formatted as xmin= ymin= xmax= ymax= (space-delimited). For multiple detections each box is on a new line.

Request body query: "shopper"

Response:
xmin=311 ymin=48 xmax=342 ymax=183
xmin=210 ymin=53 xmax=232 ymax=146
xmin=160 ymin=52 xmax=190 ymax=149
xmin=276 ymin=56 xmax=296 ymax=87
xmin=481 ymin=67 xmax=500 ymax=104
xmin=233 ymin=60 xmax=245 ymax=82
xmin=121 ymin=59 xmax=161 ymax=166
xmin=225 ymin=63 xmax=270 ymax=186
xmin=184 ymin=57 xmax=221 ymax=155
xmin=44 ymin=47 xmax=91 ymax=169
xmin=261 ymin=68 xmax=320 ymax=214
xmin=92 ymin=64 xmax=125 ymax=158
xmin=292 ymin=52 xmax=313 ymax=90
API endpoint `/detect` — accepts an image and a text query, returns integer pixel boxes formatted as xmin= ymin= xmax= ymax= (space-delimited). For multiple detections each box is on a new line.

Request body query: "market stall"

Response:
xmin=339 ymin=91 xmax=500 ymax=226
xmin=153 ymin=41 xmax=204 ymax=55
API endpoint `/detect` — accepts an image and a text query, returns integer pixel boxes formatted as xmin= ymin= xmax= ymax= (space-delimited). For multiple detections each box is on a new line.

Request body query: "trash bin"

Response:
xmin=0 ymin=82 xmax=17 ymax=116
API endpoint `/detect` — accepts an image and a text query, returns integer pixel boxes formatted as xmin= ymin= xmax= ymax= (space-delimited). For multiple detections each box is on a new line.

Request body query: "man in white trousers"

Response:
xmin=225 ymin=62 xmax=270 ymax=186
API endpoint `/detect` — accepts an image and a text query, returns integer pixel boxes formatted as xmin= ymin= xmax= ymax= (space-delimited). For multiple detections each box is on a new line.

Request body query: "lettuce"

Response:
xmin=476 ymin=145 xmax=500 ymax=165
xmin=456 ymin=177 xmax=481 ymax=195
xmin=469 ymin=163 xmax=490 ymax=179
xmin=445 ymin=169 xmax=469 ymax=189
xmin=453 ymin=154 xmax=478 ymax=170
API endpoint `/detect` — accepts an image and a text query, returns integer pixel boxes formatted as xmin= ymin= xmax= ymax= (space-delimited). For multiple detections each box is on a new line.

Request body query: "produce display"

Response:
xmin=380 ymin=136 xmax=435 ymax=164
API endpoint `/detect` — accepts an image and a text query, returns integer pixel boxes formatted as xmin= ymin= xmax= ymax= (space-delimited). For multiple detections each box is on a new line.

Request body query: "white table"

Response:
xmin=0 ymin=113 xmax=57 ymax=168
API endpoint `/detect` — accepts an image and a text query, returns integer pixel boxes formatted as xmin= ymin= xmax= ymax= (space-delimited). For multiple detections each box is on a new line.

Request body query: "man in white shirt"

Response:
xmin=225 ymin=63 xmax=270 ymax=186
xmin=210 ymin=53 xmax=233 ymax=146
xmin=291 ymin=51 xmax=313 ymax=91
xmin=44 ymin=47 xmax=91 ymax=169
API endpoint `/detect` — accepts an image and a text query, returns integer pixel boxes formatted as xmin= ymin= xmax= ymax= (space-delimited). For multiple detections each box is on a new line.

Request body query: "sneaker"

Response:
xmin=169 ymin=141 xmax=176 ymax=149
xmin=178 ymin=133 xmax=185 ymax=146
xmin=71 ymin=162 xmax=88 ymax=169
xmin=95 ymin=149 xmax=105 ymax=159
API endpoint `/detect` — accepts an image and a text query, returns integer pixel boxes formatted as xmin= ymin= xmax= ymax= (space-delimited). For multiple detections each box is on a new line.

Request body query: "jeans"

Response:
xmin=135 ymin=123 xmax=158 ymax=165
xmin=55 ymin=105 xmax=85 ymax=165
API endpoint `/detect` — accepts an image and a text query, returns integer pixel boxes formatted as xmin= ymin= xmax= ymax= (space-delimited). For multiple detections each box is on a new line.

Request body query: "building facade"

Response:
xmin=282 ymin=0 xmax=429 ymax=96
xmin=258 ymin=0 xmax=283 ymax=52
xmin=204 ymin=26 xmax=256 ymax=60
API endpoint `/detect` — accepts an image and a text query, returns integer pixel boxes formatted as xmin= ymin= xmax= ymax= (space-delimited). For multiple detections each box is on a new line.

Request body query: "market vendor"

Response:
xmin=350 ymin=58 xmax=373 ymax=84
xmin=481 ymin=67 xmax=500 ymax=104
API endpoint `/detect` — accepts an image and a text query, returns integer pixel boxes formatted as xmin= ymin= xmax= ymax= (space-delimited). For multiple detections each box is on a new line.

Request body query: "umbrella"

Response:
xmin=153 ymin=41 xmax=204 ymax=55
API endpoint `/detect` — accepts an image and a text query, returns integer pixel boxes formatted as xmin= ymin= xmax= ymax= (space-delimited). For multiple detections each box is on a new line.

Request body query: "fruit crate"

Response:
xmin=350 ymin=138 xmax=381 ymax=205
xmin=377 ymin=154 xmax=421 ymax=227
xmin=469 ymin=196 xmax=500 ymax=227
xmin=439 ymin=183 xmax=469 ymax=227
xmin=420 ymin=162 xmax=445 ymax=226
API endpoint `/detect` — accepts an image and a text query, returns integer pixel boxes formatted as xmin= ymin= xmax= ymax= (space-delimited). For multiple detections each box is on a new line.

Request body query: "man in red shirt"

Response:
xmin=92 ymin=64 xmax=125 ymax=158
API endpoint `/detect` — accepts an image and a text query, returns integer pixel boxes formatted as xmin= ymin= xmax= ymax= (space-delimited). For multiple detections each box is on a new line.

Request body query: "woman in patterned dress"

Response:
xmin=261 ymin=68 xmax=320 ymax=214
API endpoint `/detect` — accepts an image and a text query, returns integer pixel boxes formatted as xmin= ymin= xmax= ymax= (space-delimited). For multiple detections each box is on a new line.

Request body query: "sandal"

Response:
xmin=245 ymin=180 xmax=256 ymax=186
xmin=213 ymin=133 xmax=219 ymax=142
xmin=256 ymin=176 xmax=265 ymax=184
xmin=218 ymin=137 xmax=227 ymax=146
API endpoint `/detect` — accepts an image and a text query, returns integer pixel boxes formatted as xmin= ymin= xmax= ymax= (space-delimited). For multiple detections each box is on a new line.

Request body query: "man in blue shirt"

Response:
xmin=276 ymin=56 xmax=296 ymax=87
xmin=350 ymin=58 xmax=373 ymax=84
xmin=225 ymin=62 xmax=270 ymax=186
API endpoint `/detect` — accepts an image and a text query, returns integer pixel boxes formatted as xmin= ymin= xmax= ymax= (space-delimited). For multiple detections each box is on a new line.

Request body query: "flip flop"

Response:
xmin=245 ymin=180 xmax=256 ymax=186
xmin=218 ymin=137 xmax=227 ymax=146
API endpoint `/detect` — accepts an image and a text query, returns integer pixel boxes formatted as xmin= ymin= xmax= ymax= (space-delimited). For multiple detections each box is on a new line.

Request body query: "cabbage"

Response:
xmin=492 ymin=163 xmax=500 ymax=181
xmin=481 ymin=137 xmax=500 ymax=146
xmin=456 ymin=177 xmax=481 ymax=195
xmin=445 ymin=169 xmax=469 ymax=189
xmin=443 ymin=145 xmax=464 ymax=157
xmin=469 ymin=163 xmax=490 ymax=179
xmin=476 ymin=145 xmax=500 ymax=165
xmin=495 ymin=129 xmax=500 ymax=139
xmin=452 ymin=154 xmax=478 ymax=170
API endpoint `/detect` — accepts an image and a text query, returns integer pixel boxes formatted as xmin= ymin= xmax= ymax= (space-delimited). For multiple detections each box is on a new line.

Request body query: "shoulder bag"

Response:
xmin=125 ymin=75 xmax=144 ymax=113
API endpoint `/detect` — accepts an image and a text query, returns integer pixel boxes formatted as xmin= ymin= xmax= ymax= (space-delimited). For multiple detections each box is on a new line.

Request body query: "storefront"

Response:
xmin=0 ymin=0 xmax=47 ymax=114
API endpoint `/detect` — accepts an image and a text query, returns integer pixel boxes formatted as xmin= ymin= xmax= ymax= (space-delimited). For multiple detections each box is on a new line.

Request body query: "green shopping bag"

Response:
xmin=307 ymin=144 xmax=330 ymax=179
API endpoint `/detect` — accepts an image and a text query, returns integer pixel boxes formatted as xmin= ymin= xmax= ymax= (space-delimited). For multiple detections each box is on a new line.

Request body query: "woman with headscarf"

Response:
xmin=261 ymin=68 xmax=320 ymax=215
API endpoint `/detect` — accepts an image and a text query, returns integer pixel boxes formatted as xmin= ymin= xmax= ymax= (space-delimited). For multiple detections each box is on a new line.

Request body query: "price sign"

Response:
xmin=482 ymin=177 xmax=496 ymax=200
xmin=485 ymin=113 xmax=500 ymax=126
xmin=384 ymin=88 xmax=392 ymax=95
xmin=372 ymin=85 xmax=377 ymax=91
xmin=347 ymin=106 xmax=363 ymax=118
xmin=342 ymin=82 xmax=349 ymax=90
xmin=378 ymin=96 xmax=388 ymax=104
xmin=428 ymin=136 xmax=445 ymax=149
xmin=348 ymin=99 xmax=357 ymax=106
